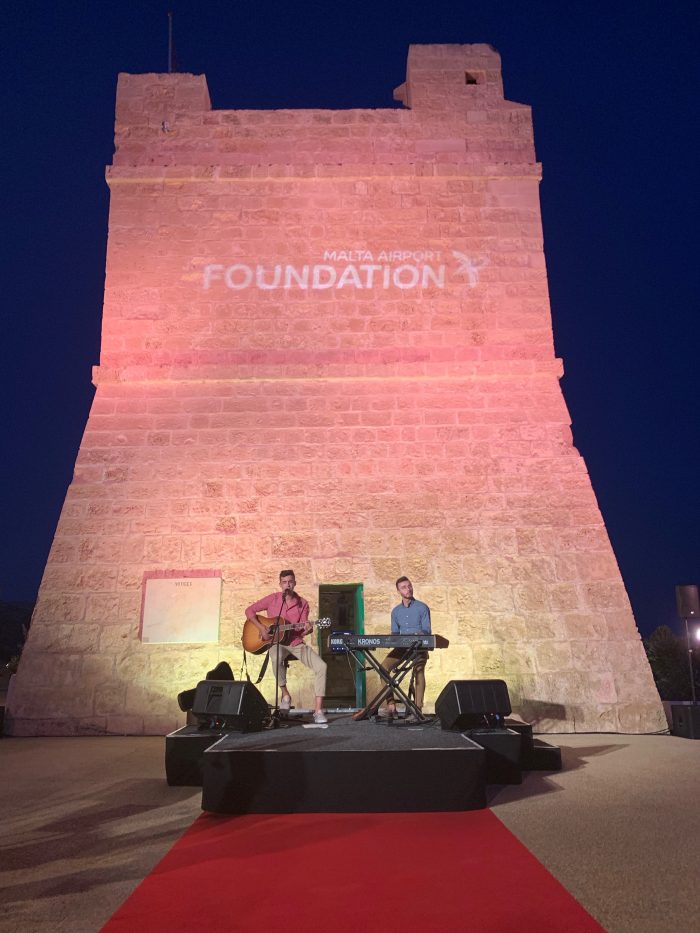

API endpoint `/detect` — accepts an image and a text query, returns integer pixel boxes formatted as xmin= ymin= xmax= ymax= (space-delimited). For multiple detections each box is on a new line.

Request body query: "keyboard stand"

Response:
xmin=350 ymin=641 xmax=428 ymax=722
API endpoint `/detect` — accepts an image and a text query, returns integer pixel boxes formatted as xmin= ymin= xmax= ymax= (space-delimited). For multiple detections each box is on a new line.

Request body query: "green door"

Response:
xmin=318 ymin=583 xmax=365 ymax=708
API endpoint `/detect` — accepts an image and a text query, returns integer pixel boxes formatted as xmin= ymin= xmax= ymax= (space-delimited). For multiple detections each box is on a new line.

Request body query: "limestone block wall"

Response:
xmin=6 ymin=44 xmax=665 ymax=735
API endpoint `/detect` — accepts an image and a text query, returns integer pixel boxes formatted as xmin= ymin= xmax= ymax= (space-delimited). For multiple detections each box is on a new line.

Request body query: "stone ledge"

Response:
xmin=92 ymin=359 xmax=564 ymax=385
xmin=106 ymin=162 xmax=542 ymax=184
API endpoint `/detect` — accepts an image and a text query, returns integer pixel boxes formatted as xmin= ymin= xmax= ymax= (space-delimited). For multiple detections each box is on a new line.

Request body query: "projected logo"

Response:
xmin=202 ymin=249 xmax=486 ymax=291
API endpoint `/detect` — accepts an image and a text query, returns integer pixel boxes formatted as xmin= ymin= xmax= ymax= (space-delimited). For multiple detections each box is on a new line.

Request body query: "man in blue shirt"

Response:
xmin=384 ymin=576 xmax=431 ymax=715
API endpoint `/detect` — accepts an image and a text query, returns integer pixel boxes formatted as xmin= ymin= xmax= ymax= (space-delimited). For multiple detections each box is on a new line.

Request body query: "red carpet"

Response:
xmin=102 ymin=810 xmax=604 ymax=932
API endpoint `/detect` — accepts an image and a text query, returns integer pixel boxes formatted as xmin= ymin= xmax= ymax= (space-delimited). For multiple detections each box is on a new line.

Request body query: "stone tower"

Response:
xmin=6 ymin=45 xmax=665 ymax=735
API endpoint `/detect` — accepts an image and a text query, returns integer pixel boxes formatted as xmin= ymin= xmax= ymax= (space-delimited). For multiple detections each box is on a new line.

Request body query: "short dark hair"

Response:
xmin=279 ymin=569 xmax=295 ymax=581
xmin=395 ymin=576 xmax=410 ymax=589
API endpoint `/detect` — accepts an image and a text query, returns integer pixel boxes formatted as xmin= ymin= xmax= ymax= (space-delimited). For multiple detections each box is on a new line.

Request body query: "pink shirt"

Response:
xmin=245 ymin=591 xmax=310 ymax=647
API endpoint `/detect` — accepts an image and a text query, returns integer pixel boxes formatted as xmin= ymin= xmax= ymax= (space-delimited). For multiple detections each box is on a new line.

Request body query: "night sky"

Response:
xmin=2 ymin=1 xmax=698 ymax=637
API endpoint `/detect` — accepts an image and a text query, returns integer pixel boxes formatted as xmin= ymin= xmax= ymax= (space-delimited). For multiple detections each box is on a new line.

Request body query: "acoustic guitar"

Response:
xmin=241 ymin=614 xmax=332 ymax=655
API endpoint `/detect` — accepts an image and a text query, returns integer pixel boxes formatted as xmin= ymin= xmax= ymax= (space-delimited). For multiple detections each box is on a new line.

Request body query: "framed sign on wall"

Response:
xmin=140 ymin=570 xmax=222 ymax=644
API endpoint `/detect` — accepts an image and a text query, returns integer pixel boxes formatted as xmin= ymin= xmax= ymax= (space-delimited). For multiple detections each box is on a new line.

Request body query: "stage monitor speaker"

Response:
xmin=675 ymin=585 xmax=700 ymax=619
xmin=192 ymin=680 xmax=268 ymax=732
xmin=436 ymin=679 xmax=512 ymax=731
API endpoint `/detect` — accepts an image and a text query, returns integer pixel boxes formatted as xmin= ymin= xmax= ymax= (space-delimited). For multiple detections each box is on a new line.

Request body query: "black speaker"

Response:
xmin=675 ymin=585 xmax=700 ymax=619
xmin=436 ymin=679 xmax=512 ymax=731
xmin=192 ymin=680 xmax=268 ymax=732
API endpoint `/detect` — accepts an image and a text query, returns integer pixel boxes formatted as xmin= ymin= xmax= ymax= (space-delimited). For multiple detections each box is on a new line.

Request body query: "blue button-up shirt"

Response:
xmin=390 ymin=598 xmax=431 ymax=635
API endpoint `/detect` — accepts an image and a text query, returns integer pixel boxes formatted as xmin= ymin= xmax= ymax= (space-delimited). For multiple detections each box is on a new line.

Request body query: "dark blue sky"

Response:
xmin=2 ymin=1 xmax=698 ymax=636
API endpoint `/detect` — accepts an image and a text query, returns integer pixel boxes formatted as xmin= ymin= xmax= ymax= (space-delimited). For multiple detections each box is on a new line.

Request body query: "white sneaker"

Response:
xmin=280 ymin=695 xmax=292 ymax=711
xmin=313 ymin=710 xmax=328 ymax=724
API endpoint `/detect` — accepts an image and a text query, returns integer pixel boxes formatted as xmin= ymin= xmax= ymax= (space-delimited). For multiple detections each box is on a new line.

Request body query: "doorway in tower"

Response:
xmin=318 ymin=584 xmax=366 ymax=709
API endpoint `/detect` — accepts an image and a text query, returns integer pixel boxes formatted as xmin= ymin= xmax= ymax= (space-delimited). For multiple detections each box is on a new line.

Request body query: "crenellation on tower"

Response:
xmin=115 ymin=72 xmax=211 ymax=123
xmin=399 ymin=43 xmax=505 ymax=109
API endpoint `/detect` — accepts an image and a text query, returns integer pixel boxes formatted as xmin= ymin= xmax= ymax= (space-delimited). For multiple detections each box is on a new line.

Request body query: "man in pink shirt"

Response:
xmin=245 ymin=570 xmax=328 ymax=724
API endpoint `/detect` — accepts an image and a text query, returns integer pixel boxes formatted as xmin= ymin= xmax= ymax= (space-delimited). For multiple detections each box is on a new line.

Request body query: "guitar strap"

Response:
xmin=240 ymin=647 xmax=270 ymax=685
xmin=254 ymin=651 xmax=270 ymax=684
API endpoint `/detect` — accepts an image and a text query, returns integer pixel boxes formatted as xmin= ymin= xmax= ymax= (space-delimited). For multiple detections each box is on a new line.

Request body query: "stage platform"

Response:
xmin=201 ymin=715 xmax=487 ymax=812
xmin=166 ymin=713 xmax=561 ymax=814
